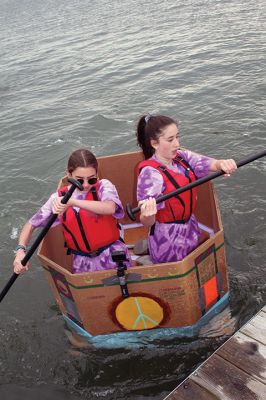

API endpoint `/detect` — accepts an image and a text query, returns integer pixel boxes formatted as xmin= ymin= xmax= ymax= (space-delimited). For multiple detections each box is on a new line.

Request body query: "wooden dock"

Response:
xmin=164 ymin=305 xmax=266 ymax=400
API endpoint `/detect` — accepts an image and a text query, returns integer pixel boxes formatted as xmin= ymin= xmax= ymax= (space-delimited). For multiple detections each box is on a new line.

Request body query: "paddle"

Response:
xmin=126 ymin=149 xmax=266 ymax=221
xmin=0 ymin=178 xmax=83 ymax=303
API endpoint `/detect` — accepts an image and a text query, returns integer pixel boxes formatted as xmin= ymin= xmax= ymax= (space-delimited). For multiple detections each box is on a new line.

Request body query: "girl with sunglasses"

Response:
xmin=136 ymin=114 xmax=237 ymax=264
xmin=13 ymin=148 xmax=132 ymax=274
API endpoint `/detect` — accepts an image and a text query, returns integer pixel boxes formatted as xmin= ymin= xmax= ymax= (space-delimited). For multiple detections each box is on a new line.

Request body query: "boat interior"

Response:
xmin=39 ymin=151 xmax=222 ymax=273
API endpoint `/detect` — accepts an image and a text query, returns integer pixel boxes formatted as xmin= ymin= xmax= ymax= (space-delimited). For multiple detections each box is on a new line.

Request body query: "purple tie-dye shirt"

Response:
xmin=137 ymin=150 xmax=214 ymax=263
xmin=29 ymin=179 xmax=132 ymax=273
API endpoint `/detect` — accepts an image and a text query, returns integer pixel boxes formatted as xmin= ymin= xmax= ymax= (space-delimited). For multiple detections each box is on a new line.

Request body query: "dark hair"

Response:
xmin=67 ymin=148 xmax=98 ymax=173
xmin=136 ymin=114 xmax=178 ymax=159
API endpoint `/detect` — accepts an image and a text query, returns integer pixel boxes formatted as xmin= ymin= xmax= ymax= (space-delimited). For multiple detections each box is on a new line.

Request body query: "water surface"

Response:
xmin=0 ymin=0 xmax=265 ymax=398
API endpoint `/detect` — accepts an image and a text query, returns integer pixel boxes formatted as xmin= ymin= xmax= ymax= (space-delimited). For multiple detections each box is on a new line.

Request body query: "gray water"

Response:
xmin=0 ymin=0 xmax=265 ymax=399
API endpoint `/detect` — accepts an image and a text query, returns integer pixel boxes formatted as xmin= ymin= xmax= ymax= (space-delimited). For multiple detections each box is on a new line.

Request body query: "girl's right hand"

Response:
xmin=139 ymin=197 xmax=157 ymax=218
xmin=13 ymin=249 xmax=29 ymax=274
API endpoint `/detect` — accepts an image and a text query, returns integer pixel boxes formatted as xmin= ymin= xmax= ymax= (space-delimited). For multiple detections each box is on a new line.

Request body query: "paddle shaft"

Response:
xmin=0 ymin=179 xmax=81 ymax=303
xmin=126 ymin=148 xmax=266 ymax=221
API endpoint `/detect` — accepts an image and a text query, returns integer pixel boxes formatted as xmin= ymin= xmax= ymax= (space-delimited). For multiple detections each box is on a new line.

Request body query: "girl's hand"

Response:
xmin=139 ymin=197 xmax=157 ymax=218
xmin=219 ymin=159 xmax=237 ymax=176
xmin=13 ymin=249 xmax=29 ymax=274
xmin=52 ymin=196 xmax=68 ymax=215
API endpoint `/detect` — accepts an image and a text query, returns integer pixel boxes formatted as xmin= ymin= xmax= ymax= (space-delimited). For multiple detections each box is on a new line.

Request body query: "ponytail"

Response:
xmin=136 ymin=116 xmax=153 ymax=159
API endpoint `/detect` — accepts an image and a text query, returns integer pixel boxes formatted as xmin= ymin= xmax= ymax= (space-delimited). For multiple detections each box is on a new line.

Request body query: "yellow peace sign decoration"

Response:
xmin=114 ymin=295 xmax=165 ymax=330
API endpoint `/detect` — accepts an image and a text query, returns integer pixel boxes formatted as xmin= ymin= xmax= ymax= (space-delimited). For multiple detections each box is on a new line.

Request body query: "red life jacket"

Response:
xmin=58 ymin=183 xmax=120 ymax=256
xmin=137 ymin=155 xmax=197 ymax=223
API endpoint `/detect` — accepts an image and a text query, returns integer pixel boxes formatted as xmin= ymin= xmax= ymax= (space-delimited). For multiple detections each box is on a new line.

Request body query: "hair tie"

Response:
xmin=144 ymin=114 xmax=151 ymax=124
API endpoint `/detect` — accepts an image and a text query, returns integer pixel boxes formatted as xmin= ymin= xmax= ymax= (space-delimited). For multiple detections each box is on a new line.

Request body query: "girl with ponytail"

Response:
xmin=136 ymin=114 xmax=237 ymax=264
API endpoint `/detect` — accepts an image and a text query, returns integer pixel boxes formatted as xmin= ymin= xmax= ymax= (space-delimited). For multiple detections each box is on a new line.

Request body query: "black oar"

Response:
xmin=126 ymin=149 xmax=266 ymax=221
xmin=0 ymin=178 xmax=83 ymax=303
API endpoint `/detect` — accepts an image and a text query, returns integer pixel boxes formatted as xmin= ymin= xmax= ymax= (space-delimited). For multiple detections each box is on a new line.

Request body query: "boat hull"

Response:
xmin=63 ymin=292 xmax=229 ymax=348
xmin=37 ymin=151 xmax=229 ymax=339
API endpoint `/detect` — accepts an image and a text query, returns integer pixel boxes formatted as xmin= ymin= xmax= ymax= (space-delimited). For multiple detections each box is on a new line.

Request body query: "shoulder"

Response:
xmin=97 ymin=179 xmax=123 ymax=211
xmin=138 ymin=158 xmax=162 ymax=176
xmin=176 ymin=148 xmax=196 ymax=161
xmin=97 ymin=179 xmax=119 ymax=198
xmin=138 ymin=159 xmax=160 ymax=169
xmin=138 ymin=165 xmax=163 ymax=181
xmin=177 ymin=148 xmax=210 ymax=164
xmin=98 ymin=178 xmax=116 ymax=189
xmin=177 ymin=149 xmax=213 ymax=177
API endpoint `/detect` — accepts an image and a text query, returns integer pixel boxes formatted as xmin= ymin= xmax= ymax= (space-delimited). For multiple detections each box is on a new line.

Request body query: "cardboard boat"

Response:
xmin=37 ymin=151 xmax=229 ymax=345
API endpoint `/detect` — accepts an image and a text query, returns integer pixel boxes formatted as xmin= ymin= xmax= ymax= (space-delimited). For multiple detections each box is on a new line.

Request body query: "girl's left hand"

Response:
xmin=219 ymin=159 xmax=237 ymax=176
xmin=52 ymin=196 xmax=68 ymax=215
xmin=13 ymin=250 xmax=29 ymax=274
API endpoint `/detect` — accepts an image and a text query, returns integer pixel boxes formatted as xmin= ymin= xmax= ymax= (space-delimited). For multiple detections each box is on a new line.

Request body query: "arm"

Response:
xmin=13 ymin=222 xmax=35 ymax=274
xmin=53 ymin=180 xmax=120 ymax=216
xmin=137 ymin=167 xmax=163 ymax=227
xmin=67 ymin=198 xmax=116 ymax=215
xmin=13 ymin=192 xmax=60 ymax=274
xmin=179 ymin=149 xmax=237 ymax=178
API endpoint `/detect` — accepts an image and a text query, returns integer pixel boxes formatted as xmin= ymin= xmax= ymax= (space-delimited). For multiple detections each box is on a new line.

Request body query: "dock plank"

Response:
xmin=249 ymin=312 xmax=266 ymax=326
xmin=241 ymin=312 xmax=266 ymax=345
xmin=190 ymin=353 xmax=266 ymax=400
xmin=166 ymin=379 xmax=219 ymax=400
xmin=218 ymin=331 xmax=266 ymax=384
xmin=164 ymin=306 xmax=266 ymax=400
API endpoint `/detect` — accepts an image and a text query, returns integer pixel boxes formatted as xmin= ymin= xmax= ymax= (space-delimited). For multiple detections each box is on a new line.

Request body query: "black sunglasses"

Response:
xmin=76 ymin=177 xmax=98 ymax=185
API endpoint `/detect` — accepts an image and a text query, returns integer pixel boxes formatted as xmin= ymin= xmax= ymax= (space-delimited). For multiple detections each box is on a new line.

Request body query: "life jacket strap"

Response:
xmin=158 ymin=165 xmax=191 ymax=222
